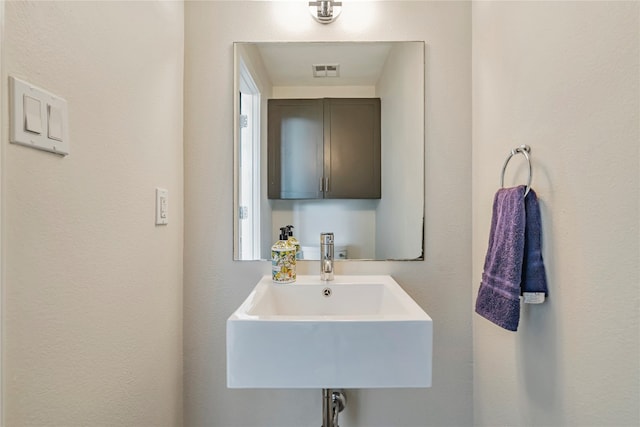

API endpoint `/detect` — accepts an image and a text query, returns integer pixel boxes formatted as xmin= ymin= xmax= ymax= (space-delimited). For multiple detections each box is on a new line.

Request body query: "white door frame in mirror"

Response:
xmin=237 ymin=58 xmax=262 ymax=260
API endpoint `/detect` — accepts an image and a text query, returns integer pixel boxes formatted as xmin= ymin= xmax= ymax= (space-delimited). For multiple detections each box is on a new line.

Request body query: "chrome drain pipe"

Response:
xmin=322 ymin=389 xmax=346 ymax=427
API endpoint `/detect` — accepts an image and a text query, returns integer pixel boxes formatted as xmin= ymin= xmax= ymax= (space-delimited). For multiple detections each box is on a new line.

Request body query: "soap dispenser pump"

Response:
xmin=271 ymin=226 xmax=296 ymax=284
xmin=286 ymin=225 xmax=302 ymax=260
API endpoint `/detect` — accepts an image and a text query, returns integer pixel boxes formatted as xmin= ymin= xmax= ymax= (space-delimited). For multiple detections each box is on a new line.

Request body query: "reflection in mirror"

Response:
xmin=234 ymin=41 xmax=424 ymax=261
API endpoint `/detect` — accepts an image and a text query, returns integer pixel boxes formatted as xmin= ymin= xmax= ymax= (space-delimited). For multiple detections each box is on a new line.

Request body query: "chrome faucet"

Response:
xmin=320 ymin=232 xmax=334 ymax=281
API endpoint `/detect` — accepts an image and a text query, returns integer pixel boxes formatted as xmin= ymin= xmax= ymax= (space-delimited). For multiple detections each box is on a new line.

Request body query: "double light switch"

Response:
xmin=10 ymin=76 xmax=69 ymax=156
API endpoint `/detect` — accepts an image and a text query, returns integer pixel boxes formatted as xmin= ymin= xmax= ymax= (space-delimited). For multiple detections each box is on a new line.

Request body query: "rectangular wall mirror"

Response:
xmin=234 ymin=41 xmax=425 ymax=261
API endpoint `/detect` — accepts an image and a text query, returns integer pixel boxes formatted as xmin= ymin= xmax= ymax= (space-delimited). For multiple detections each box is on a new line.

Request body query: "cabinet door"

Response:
xmin=323 ymin=98 xmax=381 ymax=199
xmin=268 ymin=99 xmax=324 ymax=199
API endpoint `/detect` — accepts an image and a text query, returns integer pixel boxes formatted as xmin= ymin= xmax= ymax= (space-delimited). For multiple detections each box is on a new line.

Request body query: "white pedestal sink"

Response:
xmin=227 ymin=275 xmax=432 ymax=389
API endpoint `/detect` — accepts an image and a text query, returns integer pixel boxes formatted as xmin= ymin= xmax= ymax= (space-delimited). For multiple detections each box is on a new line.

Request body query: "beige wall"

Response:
xmin=2 ymin=1 xmax=184 ymax=425
xmin=184 ymin=1 xmax=472 ymax=426
xmin=472 ymin=1 xmax=639 ymax=425
xmin=0 ymin=2 xmax=4 ymax=421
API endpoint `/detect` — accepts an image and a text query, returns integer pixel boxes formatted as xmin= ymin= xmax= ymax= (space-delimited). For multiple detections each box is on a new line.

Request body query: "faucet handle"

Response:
xmin=320 ymin=232 xmax=334 ymax=245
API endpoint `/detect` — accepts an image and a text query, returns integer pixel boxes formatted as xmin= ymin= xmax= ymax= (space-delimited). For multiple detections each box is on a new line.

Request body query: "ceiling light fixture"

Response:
xmin=308 ymin=0 xmax=342 ymax=24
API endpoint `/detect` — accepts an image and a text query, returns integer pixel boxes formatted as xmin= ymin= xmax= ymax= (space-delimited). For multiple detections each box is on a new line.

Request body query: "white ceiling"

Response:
xmin=255 ymin=42 xmax=394 ymax=87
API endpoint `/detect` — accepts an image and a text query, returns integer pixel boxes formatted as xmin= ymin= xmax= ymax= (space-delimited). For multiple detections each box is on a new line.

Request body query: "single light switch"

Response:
xmin=156 ymin=188 xmax=169 ymax=225
xmin=23 ymin=95 xmax=42 ymax=134
xmin=47 ymin=104 xmax=63 ymax=141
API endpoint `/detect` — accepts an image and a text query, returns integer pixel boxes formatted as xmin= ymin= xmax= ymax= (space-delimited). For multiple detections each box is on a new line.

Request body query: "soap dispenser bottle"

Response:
xmin=271 ymin=226 xmax=296 ymax=284
xmin=286 ymin=225 xmax=302 ymax=260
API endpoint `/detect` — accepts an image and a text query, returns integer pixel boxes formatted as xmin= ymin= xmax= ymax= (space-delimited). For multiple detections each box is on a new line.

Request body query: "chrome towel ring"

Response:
xmin=500 ymin=145 xmax=532 ymax=196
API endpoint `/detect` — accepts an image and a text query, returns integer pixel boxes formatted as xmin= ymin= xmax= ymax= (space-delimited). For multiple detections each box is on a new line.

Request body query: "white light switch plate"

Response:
xmin=9 ymin=76 xmax=69 ymax=156
xmin=156 ymin=188 xmax=168 ymax=225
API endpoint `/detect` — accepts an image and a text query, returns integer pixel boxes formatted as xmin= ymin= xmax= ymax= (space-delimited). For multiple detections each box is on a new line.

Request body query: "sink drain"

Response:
xmin=322 ymin=287 xmax=332 ymax=297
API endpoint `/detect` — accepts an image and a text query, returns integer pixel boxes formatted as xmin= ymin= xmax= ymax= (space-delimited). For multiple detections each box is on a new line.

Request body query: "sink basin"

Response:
xmin=227 ymin=275 xmax=432 ymax=388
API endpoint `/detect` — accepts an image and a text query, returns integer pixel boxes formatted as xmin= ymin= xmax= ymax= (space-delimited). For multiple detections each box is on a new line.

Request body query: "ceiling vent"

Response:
xmin=312 ymin=64 xmax=340 ymax=78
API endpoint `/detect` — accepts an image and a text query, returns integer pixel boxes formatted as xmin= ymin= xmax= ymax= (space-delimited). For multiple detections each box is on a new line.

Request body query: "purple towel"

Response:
xmin=475 ymin=186 xmax=548 ymax=331
xmin=521 ymin=188 xmax=548 ymax=297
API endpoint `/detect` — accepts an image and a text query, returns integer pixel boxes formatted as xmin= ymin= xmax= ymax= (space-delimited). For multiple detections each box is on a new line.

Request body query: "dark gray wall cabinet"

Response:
xmin=268 ymin=98 xmax=381 ymax=199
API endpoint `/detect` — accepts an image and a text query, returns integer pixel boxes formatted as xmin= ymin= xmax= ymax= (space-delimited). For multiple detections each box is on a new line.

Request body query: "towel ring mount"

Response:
xmin=500 ymin=145 xmax=532 ymax=196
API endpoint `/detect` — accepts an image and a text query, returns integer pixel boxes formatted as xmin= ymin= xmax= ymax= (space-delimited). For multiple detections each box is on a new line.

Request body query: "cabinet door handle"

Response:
xmin=325 ymin=177 xmax=330 ymax=192
xmin=320 ymin=178 xmax=324 ymax=192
